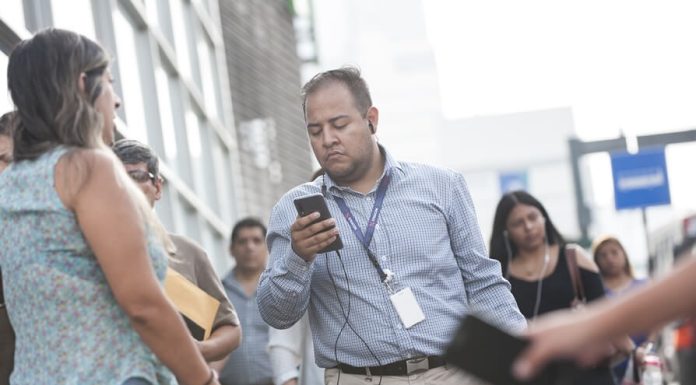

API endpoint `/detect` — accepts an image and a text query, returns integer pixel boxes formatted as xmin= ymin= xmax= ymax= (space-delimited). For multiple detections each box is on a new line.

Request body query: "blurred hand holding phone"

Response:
xmin=293 ymin=194 xmax=343 ymax=254
xmin=446 ymin=315 xmax=577 ymax=385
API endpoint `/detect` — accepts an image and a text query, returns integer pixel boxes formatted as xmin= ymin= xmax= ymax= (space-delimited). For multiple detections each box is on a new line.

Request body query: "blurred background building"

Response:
xmin=295 ymin=0 xmax=696 ymax=277
xmin=2 ymin=0 xmax=696 ymax=277
xmin=219 ymin=0 xmax=312 ymax=219
xmin=0 ymin=0 xmax=314 ymax=273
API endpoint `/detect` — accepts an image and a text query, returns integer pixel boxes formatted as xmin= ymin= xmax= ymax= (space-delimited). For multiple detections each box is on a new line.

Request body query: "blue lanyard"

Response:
xmin=333 ymin=171 xmax=392 ymax=282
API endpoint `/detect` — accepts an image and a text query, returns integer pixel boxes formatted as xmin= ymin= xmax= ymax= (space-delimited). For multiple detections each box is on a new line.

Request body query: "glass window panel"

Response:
xmin=146 ymin=0 xmax=175 ymax=47
xmin=185 ymin=109 xmax=202 ymax=159
xmin=209 ymin=226 xmax=229 ymax=275
xmin=199 ymin=224 xmax=218 ymax=270
xmin=113 ymin=6 xmax=148 ymax=143
xmin=51 ymin=0 xmax=96 ymax=39
xmin=183 ymin=200 xmax=202 ymax=242
xmin=185 ymin=109 xmax=208 ymax=198
xmin=183 ymin=2 xmax=202 ymax=86
xmin=0 ymin=54 xmax=12 ymax=113
xmin=169 ymin=76 xmax=194 ymax=186
xmin=169 ymin=0 xmax=192 ymax=79
xmin=143 ymin=0 xmax=160 ymax=27
xmin=169 ymin=188 xmax=187 ymax=234
xmin=186 ymin=112 xmax=217 ymax=206
xmin=212 ymin=137 xmax=232 ymax=224
xmin=191 ymin=0 xmax=212 ymax=15
xmin=197 ymin=35 xmax=218 ymax=117
xmin=155 ymin=181 xmax=175 ymax=231
xmin=3 ymin=0 xmax=25 ymax=32
xmin=155 ymin=66 xmax=178 ymax=162
xmin=198 ymin=120 xmax=218 ymax=209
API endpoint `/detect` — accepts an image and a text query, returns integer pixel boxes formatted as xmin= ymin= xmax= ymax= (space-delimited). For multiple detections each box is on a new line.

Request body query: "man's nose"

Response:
xmin=322 ymin=128 xmax=338 ymax=147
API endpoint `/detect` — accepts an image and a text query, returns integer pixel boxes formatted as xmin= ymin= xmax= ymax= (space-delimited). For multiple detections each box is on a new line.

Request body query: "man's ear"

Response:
xmin=154 ymin=176 xmax=164 ymax=202
xmin=366 ymin=106 xmax=379 ymax=134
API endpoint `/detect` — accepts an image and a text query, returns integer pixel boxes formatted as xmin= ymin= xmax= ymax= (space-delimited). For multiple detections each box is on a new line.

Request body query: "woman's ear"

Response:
xmin=77 ymin=73 xmax=87 ymax=93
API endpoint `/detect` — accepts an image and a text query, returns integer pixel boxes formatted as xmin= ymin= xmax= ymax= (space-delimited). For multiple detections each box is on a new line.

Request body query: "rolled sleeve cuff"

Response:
xmin=285 ymin=251 xmax=314 ymax=280
xmin=275 ymin=369 xmax=300 ymax=385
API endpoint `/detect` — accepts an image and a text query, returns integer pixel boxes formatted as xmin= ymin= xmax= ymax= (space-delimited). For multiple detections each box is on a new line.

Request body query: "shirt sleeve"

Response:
xmin=446 ymin=172 xmax=527 ymax=333
xmin=257 ymin=199 xmax=314 ymax=329
xmin=191 ymin=244 xmax=240 ymax=328
xmin=580 ymin=269 xmax=606 ymax=303
xmin=269 ymin=345 xmax=300 ymax=385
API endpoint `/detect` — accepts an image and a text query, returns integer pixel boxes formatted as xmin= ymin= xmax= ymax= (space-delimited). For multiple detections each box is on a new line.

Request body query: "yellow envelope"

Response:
xmin=163 ymin=268 xmax=220 ymax=340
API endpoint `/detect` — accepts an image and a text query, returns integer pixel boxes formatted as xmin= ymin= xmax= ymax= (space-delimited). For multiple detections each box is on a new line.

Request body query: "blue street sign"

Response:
xmin=499 ymin=171 xmax=528 ymax=194
xmin=610 ymin=147 xmax=671 ymax=210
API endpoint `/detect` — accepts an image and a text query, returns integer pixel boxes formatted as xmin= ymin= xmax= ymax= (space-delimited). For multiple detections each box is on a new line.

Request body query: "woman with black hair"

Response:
xmin=489 ymin=190 xmax=620 ymax=384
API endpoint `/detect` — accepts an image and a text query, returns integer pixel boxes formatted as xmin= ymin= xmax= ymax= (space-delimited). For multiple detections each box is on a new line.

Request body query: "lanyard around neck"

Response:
xmin=332 ymin=171 xmax=392 ymax=282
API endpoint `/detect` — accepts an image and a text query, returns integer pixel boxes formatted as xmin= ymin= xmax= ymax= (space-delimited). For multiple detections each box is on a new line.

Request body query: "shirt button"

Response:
xmin=381 ymin=256 xmax=388 ymax=261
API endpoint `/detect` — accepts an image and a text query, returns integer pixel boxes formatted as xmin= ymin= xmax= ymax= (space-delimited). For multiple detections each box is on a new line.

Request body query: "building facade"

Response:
xmin=0 ymin=0 xmax=313 ymax=273
xmin=219 ymin=0 xmax=314 ymax=220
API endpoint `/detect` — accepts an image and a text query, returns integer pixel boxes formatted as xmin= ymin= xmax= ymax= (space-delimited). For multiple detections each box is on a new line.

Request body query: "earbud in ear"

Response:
xmin=368 ymin=122 xmax=375 ymax=134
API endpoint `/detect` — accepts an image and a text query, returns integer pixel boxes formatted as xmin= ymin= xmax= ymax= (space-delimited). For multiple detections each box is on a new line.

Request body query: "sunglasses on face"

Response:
xmin=127 ymin=169 xmax=157 ymax=184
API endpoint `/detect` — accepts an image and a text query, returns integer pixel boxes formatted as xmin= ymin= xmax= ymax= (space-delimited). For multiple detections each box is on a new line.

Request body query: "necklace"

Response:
xmin=513 ymin=248 xmax=551 ymax=279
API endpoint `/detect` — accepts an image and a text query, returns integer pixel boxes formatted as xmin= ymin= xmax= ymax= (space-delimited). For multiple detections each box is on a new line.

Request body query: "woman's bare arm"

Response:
xmin=514 ymin=254 xmax=696 ymax=380
xmin=197 ymin=324 xmax=241 ymax=362
xmin=57 ymin=149 xmax=215 ymax=385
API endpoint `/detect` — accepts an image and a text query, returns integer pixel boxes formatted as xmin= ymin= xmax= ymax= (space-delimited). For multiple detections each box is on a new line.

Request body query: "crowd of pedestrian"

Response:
xmin=1 ymin=28 xmax=695 ymax=385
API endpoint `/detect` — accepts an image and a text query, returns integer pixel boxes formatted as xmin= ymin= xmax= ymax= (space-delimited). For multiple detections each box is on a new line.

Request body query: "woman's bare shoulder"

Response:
xmin=55 ymin=147 xmax=121 ymax=208
xmin=567 ymin=244 xmax=599 ymax=273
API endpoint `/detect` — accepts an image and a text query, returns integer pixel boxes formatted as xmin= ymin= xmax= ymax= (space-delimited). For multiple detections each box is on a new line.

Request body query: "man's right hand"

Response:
xmin=290 ymin=212 xmax=339 ymax=262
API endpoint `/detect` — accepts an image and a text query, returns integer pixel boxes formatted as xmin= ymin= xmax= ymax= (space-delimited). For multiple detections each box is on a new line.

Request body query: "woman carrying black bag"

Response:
xmin=489 ymin=190 xmax=630 ymax=385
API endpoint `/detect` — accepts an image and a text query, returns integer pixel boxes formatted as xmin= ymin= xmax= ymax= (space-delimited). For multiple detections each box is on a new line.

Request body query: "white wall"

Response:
xmin=440 ymin=108 xmax=579 ymax=243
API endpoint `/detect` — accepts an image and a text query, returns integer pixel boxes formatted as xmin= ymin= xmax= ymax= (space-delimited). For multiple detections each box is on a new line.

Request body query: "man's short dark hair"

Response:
xmin=231 ymin=217 xmax=267 ymax=245
xmin=301 ymin=66 xmax=372 ymax=118
xmin=112 ymin=139 xmax=159 ymax=177
xmin=0 ymin=112 xmax=16 ymax=136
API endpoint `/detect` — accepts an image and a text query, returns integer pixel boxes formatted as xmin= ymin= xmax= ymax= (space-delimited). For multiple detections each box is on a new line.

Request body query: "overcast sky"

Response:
xmin=423 ymin=0 xmax=696 ymax=141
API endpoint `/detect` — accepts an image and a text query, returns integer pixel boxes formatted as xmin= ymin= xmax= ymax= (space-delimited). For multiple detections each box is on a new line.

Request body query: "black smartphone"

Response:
xmin=293 ymin=193 xmax=343 ymax=254
xmin=446 ymin=315 xmax=576 ymax=385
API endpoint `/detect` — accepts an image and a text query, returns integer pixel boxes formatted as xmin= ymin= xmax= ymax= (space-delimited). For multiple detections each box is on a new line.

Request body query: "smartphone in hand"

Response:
xmin=446 ymin=315 xmax=576 ymax=385
xmin=293 ymin=194 xmax=343 ymax=254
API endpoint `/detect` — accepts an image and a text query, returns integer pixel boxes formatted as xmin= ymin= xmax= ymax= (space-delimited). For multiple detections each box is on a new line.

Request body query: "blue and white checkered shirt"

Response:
xmin=257 ymin=146 xmax=526 ymax=368
xmin=219 ymin=269 xmax=273 ymax=385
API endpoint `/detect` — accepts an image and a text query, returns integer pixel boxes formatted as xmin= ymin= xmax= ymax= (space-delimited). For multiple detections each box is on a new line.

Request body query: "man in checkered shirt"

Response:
xmin=258 ymin=67 xmax=526 ymax=385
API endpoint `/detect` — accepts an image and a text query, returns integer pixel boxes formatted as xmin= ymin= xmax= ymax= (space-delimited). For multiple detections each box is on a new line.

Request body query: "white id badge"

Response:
xmin=389 ymin=287 xmax=425 ymax=329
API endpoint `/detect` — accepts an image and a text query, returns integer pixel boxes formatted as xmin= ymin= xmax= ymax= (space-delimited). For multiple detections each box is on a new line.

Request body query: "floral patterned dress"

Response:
xmin=0 ymin=146 xmax=175 ymax=385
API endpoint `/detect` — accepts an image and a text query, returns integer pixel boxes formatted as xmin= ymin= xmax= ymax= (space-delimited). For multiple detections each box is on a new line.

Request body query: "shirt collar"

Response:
xmin=323 ymin=144 xmax=402 ymax=195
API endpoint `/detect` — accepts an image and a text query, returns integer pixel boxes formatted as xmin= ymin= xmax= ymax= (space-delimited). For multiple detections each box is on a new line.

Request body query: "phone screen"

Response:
xmin=293 ymin=194 xmax=343 ymax=253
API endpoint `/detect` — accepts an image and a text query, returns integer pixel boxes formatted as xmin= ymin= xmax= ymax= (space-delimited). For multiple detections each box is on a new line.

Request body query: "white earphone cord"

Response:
xmin=531 ymin=242 xmax=550 ymax=320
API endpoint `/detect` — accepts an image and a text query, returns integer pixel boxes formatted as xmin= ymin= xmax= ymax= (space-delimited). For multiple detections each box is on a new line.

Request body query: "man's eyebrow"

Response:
xmin=307 ymin=115 xmax=350 ymax=128
xmin=328 ymin=115 xmax=349 ymax=123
